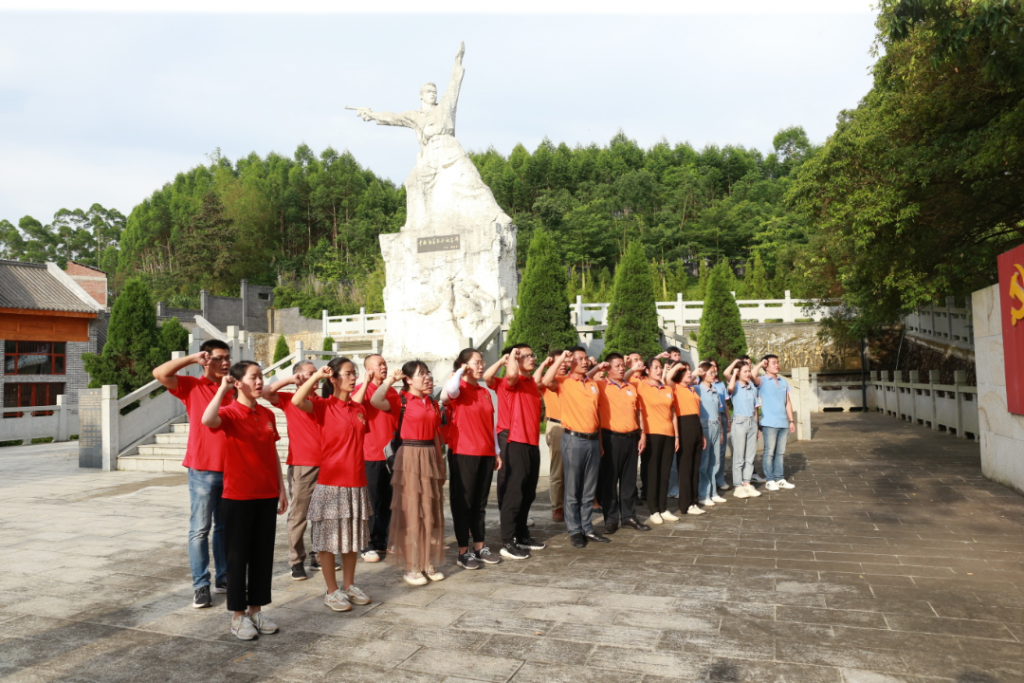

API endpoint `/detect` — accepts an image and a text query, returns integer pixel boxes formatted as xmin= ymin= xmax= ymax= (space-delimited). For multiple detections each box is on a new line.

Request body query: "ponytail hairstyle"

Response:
xmin=320 ymin=356 xmax=354 ymax=398
xmin=453 ymin=347 xmax=481 ymax=371
xmin=668 ymin=361 xmax=691 ymax=384
xmin=229 ymin=361 xmax=261 ymax=398
xmin=401 ymin=359 xmax=431 ymax=392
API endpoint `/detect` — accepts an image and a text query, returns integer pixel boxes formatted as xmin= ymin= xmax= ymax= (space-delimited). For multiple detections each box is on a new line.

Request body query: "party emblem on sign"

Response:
xmin=1010 ymin=263 xmax=1024 ymax=326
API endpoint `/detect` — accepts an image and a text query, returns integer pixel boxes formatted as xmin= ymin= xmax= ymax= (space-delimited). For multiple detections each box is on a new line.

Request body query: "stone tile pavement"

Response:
xmin=0 ymin=412 xmax=1023 ymax=683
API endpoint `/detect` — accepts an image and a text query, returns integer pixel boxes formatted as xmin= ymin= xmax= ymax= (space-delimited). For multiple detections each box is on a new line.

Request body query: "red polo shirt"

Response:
xmin=447 ymin=380 xmax=495 ymax=456
xmin=276 ymin=392 xmax=322 ymax=467
xmin=399 ymin=392 xmax=441 ymax=441
xmin=356 ymin=382 xmax=401 ymax=462
xmin=313 ymin=397 xmax=368 ymax=487
xmin=169 ymin=374 xmax=233 ymax=472
xmin=497 ymin=375 xmax=541 ymax=446
xmin=215 ymin=401 xmax=281 ymax=500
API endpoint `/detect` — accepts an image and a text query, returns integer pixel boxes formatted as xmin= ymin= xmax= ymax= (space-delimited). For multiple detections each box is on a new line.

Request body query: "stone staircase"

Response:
xmin=117 ymin=400 xmax=289 ymax=473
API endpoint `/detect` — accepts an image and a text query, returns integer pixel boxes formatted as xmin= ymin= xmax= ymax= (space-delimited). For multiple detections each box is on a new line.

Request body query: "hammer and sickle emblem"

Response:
xmin=1010 ymin=264 xmax=1024 ymax=326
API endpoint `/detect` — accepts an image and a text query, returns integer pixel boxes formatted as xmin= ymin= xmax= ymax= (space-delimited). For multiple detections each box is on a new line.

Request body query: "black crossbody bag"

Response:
xmin=382 ymin=395 xmax=407 ymax=474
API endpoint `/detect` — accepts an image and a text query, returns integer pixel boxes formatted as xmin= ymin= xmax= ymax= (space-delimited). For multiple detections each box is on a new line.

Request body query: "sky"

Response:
xmin=0 ymin=1 xmax=879 ymax=226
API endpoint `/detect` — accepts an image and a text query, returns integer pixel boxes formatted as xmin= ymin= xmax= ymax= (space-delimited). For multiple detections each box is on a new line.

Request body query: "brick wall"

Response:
xmin=1 ymin=316 xmax=106 ymax=407
xmin=64 ymin=262 xmax=107 ymax=307
xmin=156 ymin=303 xmax=200 ymax=323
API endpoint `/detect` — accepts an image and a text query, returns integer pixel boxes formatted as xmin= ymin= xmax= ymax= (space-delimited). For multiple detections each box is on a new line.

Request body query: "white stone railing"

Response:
xmin=903 ymin=297 xmax=974 ymax=351
xmin=0 ymin=396 xmax=78 ymax=445
xmin=322 ymin=308 xmax=386 ymax=337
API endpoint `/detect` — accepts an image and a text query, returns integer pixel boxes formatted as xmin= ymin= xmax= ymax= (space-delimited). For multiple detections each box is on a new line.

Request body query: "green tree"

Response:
xmin=744 ymin=253 xmax=774 ymax=299
xmin=273 ymin=335 xmax=291 ymax=364
xmin=697 ymin=259 xmax=710 ymax=299
xmin=506 ymin=228 xmax=578 ymax=354
xmin=322 ymin=336 xmax=335 ymax=360
xmin=159 ymin=317 xmax=190 ymax=358
xmin=82 ymin=278 xmax=164 ymax=396
xmin=697 ymin=262 xmax=747 ymax=366
xmin=603 ymin=242 xmax=662 ymax=358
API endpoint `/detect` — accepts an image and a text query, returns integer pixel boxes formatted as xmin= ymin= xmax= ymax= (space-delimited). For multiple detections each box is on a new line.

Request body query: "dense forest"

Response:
xmin=2 ymin=0 xmax=1021 ymax=337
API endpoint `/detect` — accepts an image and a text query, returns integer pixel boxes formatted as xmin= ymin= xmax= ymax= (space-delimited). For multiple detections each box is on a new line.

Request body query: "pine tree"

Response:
xmin=159 ymin=317 xmax=190 ymax=358
xmin=603 ymin=241 xmax=662 ymax=358
xmin=506 ymin=227 xmax=578 ymax=355
xmin=82 ymin=278 xmax=164 ymax=396
xmin=697 ymin=258 xmax=710 ymax=299
xmin=697 ymin=261 xmax=748 ymax=366
xmin=745 ymin=253 xmax=773 ymax=300
xmin=322 ymin=336 xmax=335 ymax=360
xmin=273 ymin=335 xmax=290 ymax=363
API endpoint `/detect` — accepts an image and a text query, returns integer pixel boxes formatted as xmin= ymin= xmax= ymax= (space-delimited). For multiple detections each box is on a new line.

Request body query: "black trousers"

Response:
xmin=639 ymin=444 xmax=650 ymax=501
xmin=364 ymin=460 xmax=392 ymax=552
xmin=600 ymin=430 xmax=639 ymax=524
xmin=644 ymin=434 xmax=675 ymax=514
xmin=495 ymin=429 xmax=509 ymax=508
xmin=448 ymin=453 xmax=496 ymax=548
xmin=676 ymin=416 xmax=703 ymax=512
xmin=500 ymin=441 xmax=540 ymax=544
xmin=221 ymin=497 xmax=277 ymax=612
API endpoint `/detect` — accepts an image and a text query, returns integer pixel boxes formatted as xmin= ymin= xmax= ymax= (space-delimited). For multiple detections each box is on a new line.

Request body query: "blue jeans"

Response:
xmin=698 ymin=420 xmax=721 ymax=502
xmin=188 ymin=468 xmax=227 ymax=589
xmin=561 ymin=432 xmax=601 ymax=536
xmin=715 ymin=417 xmax=728 ymax=487
xmin=762 ymin=427 xmax=789 ymax=482
xmin=731 ymin=416 xmax=758 ymax=484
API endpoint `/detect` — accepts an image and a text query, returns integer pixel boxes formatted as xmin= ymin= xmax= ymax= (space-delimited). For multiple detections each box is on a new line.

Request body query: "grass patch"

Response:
xmin=0 ymin=440 xmax=24 ymax=448
xmin=30 ymin=437 xmax=54 ymax=445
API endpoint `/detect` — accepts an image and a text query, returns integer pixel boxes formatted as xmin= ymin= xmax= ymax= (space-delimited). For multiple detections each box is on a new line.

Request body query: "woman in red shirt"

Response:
xmin=371 ymin=360 xmax=445 ymax=587
xmin=201 ymin=361 xmax=287 ymax=641
xmin=440 ymin=348 xmax=503 ymax=571
xmin=292 ymin=356 xmax=372 ymax=613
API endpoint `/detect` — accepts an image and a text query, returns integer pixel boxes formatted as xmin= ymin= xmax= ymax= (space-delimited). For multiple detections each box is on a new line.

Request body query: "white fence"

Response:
xmin=322 ymin=308 xmax=387 ymax=337
xmin=903 ymin=297 xmax=974 ymax=351
xmin=0 ymin=395 xmax=78 ymax=445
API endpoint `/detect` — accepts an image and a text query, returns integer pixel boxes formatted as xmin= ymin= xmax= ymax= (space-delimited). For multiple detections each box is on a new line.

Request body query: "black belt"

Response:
xmin=401 ymin=439 xmax=435 ymax=447
xmin=564 ymin=429 xmax=600 ymax=440
xmin=547 ymin=418 xmax=561 ymax=425
xmin=607 ymin=429 xmax=641 ymax=438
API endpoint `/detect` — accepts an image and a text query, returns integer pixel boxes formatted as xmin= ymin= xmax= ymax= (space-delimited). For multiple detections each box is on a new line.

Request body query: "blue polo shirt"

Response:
xmin=759 ymin=375 xmax=790 ymax=429
xmin=696 ymin=384 xmax=722 ymax=422
xmin=712 ymin=380 xmax=729 ymax=417
xmin=730 ymin=381 xmax=758 ymax=417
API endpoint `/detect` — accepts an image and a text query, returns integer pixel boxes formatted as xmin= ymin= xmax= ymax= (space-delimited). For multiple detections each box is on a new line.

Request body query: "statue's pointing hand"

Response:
xmin=355 ymin=107 xmax=374 ymax=122
xmin=456 ymin=41 xmax=465 ymax=65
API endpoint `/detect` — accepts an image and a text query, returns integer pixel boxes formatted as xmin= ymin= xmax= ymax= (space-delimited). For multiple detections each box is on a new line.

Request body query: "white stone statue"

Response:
xmin=349 ymin=42 xmax=517 ymax=369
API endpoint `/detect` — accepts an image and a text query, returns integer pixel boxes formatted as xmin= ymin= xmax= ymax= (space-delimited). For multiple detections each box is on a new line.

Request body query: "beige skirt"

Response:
xmin=308 ymin=485 xmax=370 ymax=555
xmin=386 ymin=444 xmax=446 ymax=572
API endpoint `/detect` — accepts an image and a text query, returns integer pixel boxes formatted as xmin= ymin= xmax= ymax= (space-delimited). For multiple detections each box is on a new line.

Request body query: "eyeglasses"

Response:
xmin=211 ymin=356 xmax=231 ymax=363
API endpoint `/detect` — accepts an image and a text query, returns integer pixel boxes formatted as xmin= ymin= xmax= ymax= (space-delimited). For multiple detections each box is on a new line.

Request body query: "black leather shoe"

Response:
xmin=621 ymin=517 xmax=651 ymax=531
xmin=569 ymin=533 xmax=587 ymax=549
xmin=604 ymin=522 xmax=619 ymax=535
xmin=584 ymin=532 xmax=610 ymax=544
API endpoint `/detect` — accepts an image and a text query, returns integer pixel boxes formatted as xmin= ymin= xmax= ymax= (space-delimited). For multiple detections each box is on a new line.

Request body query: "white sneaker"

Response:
xmin=687 ymin=505 xmax=706 ymax=515
xmin=711 ymin=496 xmax=727 ymax=503
xmin=661 ymin=510 xmax=679 ymax=522
xmin=765 ymin=481 xmax=780 ymax=492
xmin=360 ymin=549 xmax=381 ymax=563
xmin=751 ymin=472 xmax=767 ymax=483
xmin=343 ymin=585 xmax=371 ymax=605
xmin=744 ymin=483 xmax=761 ymax=497
xmin=717 ymin=484 xmax=731 ymax=491
xmin=324 ymin=589 xmax=352 ymax=612
xmin=231 ymin=614 xmax=258 ymax=640
xmin=424 ymin=566 xmax=445 ymax=582
xmin=733 ymin=486 xmax=749 ymax=499
xmin=778 ymin=479 xmax=796 ymax=489
xmin=527 ymin=517 xmax=536 ymax=527
xmin=648 ymin=512 xmax=664 ymax=525
xmin=403 ymin=571 xmax=428 ymax=586
xmin=700 ymin=499 xmax=715 ymax=507
xmin=251 ymin=611 xmax=278 ymax=634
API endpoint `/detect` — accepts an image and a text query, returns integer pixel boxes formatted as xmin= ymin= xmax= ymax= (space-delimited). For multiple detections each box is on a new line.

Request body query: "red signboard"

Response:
xmin=998 ymin=244 xmax=1024 ymax=415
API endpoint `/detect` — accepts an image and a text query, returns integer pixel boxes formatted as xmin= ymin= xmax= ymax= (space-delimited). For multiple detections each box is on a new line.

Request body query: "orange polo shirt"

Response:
xmin=597 ymin=379 xmax=640 ymax=433
xmin=541 ymin=376 xmax=565 ymax=421
xmin=557 ymin=373 xmax=600 ymax=434
xmin=673 ymin=383 xmax=700 ymax=416
xmin=637 ymin=379 xmax=675 ymax=437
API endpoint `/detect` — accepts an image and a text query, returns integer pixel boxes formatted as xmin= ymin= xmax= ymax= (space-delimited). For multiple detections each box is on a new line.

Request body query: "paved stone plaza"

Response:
xmin=1 ymin=412 xmax=1022 ymax=683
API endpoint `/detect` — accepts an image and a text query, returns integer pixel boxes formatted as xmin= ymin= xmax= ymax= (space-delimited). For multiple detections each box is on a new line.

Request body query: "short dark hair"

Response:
xmin=666 ymin=346 xmax=681 ymax=354
xmin=500 ymin=345 xmax=514 ymax=356
xmin=401 ymin=360 xmax=431 ymax=391
xmin=699 ymin=361 xmax=714 ymax=373
xmin=200 ymin=339 xmax=230 ymax=354
xmin=511 ymin=343 xmax=532 ymax=352
xmin=668 ymin=361 xmax=691 ymax=383
xmin=321 ymin=357 xmax=354 ymax=398
xmin=548 ymin=348 xmax=564 ymax=359
xmin=762 ymin=354 xmax=779 ymax=362
xmin=605 ymin=352 xmax=624 ymax=362
xmin=568 ymin=346 xmax=587 ymax=355
xmin=453 ymin=348 xmax=481 ymax=371
xmin=229 ymin=360 xmax=260 ymax=396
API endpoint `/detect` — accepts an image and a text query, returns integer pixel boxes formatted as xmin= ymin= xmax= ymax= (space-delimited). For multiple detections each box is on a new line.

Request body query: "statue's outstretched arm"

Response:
xmin=349 ymin=107 xmax=415 ymax=129
xmin=442 ymin=41 xmax=466 ymax=109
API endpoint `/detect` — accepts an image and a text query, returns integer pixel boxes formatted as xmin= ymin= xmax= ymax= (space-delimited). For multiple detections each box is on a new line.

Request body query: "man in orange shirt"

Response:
xmin=541 ymin=349 xmax=569 ymax=522
xmin=591 ymin=353 xmax=650 ymax=534
xmin=542 ymin=346 xmax=605 ymax=548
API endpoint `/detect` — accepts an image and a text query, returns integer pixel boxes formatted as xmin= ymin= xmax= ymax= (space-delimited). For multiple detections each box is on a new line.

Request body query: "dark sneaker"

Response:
xmin=192 ymin=586 xmax=212 ymax=609
xmin=517 ymin=536 xmax=546 ymax=551
xmin=291 ymin=563 xmax=308 ymax=581
xmin=584 ymin=532 xmax=611 ymax=544
xmin=476 ymin=546 xmax=501 ymax=565
xmin=309 ymin=553 xmax=321 ymax=571
xmin=212 ymin=581 xmax=227 ymax=594
xmin=500 ymin=542 xmax=530 ymax=560
xmin=457 ymin=551 xmax=480 ymax=570
xmin=570 ymin=533 xmax=587 ymax=549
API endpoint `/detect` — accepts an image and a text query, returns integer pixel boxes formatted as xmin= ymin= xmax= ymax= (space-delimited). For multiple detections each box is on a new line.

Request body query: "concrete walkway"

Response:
xmin=0 ymin=412 xmax=1022 ymax=683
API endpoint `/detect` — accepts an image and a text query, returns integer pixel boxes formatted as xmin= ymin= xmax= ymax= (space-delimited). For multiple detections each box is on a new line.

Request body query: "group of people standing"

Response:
xmin=153 ymin=339 xmax=796 ymax=641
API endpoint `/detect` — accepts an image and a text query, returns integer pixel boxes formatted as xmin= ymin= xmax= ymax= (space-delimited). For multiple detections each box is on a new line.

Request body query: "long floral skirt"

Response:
xmin=307 ymin=484 xmax=370 ymax=555
xmin=386 ymin=444 xmax=445 ymax=572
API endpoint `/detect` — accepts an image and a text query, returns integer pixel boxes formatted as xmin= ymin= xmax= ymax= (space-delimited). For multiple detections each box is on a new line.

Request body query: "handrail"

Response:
xmin=2 ymin=405 xmax=60 ymax=415
xmin=262 ymin=351 xmax=298 ymax=378
xmin=118 ymin=379 xmax=165 ymax=409
xmin=194 ymin=315 xmax=227 ymax=341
